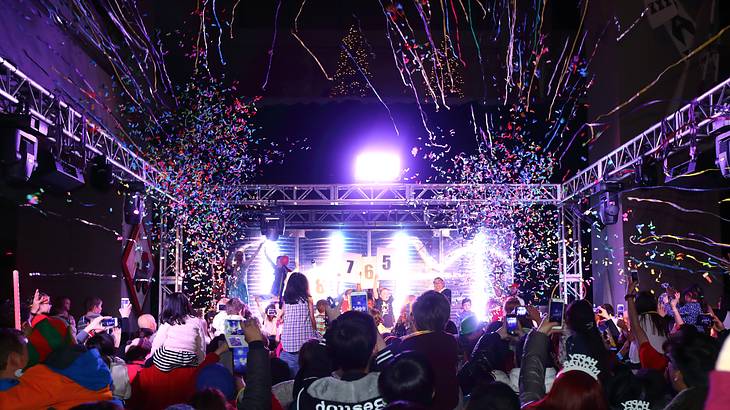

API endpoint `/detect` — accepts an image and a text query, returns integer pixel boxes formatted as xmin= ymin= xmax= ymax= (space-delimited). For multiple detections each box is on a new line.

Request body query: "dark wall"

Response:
xmin=0 ymin=1 xmax=132 ymax=317
xmin=586 ymin=1 xmax=730 ymax=305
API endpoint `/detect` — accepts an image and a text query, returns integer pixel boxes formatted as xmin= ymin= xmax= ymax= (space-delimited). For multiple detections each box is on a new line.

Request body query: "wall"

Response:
xmin=586 ymin=1 xmax=730 ymax=306
xmin=0 ymin=1 xmax=138 ymax=319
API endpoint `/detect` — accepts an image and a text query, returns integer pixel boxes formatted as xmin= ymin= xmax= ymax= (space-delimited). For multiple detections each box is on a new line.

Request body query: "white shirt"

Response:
xmin=212 ymin=311 xmax=229 ymax=337
xmin=151 ymin=315 xmax=206 ymax=364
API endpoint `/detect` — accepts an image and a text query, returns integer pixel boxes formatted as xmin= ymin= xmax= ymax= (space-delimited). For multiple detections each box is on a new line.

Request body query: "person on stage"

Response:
xmin=373 ymin=286 xmax=395 ymax=328
xmin=433 ymin=277 xmax=452 ymax=305
xmin=267 ymin=254 xmax=292 ymax=303
xmin=225 ymin=242 xmax=263 ymax=305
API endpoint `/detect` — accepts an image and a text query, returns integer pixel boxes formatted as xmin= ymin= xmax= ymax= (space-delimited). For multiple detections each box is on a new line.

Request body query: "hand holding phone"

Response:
xmin=506 ymin=315 xmax=519 ymax=335
xmin=548 ymin=299 xmax=564 ymax=330
xmin=349 ymin=292 xmax=368 ymax=313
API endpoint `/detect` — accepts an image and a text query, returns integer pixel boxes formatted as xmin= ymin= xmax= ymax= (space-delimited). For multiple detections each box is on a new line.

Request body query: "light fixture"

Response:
xmin=354 ymin=151 xmax=401 ymax=182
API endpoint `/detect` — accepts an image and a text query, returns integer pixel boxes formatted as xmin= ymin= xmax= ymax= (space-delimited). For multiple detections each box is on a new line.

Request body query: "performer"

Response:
xmin=225 ymin=242 xmax=264 ymax=305
xmin=266 ymin=253 xmax=292 ymax=304
xmin=373 ymin=285 xmax=395 ymax=328
xmin=505 ymin=282 xmax=525 ymax=306
xmin=433 ymin=277 xmax=452 ymax=304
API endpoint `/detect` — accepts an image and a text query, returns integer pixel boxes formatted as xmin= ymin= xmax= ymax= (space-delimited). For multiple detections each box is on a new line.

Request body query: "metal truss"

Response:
xmin=224 ymin=183 xmax=562 ymax=206
xmin=562 ymin=75 xmax=730 ymax=202
xmin=270 ymin=208 xmax=459 ymax=229
xmin=0 ymin=56 xmax=171 ymax=199
xmin=158 ymin=212 xmax=184 ymax=313
xmin=559 ymin=206 xmax=585 ymax=302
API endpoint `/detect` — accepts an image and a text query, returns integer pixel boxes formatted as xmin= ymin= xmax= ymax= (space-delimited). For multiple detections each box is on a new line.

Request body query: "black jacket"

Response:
xmin=519 ymin=330 xmax=551 ymax=406
xmin=238 ymin=341 xmax=271 ymax=410
xmin=293 ymin=371 xmax=385 ymax=410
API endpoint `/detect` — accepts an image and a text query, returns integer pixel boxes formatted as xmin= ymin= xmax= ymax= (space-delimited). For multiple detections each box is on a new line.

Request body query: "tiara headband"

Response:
xmin=558 ymin=353 xmax=600 ymax=380
xmin=621 ymin=400 xmax=651 ymax=410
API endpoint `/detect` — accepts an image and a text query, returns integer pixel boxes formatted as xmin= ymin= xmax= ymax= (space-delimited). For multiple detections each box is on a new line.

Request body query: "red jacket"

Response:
xmin=706 ymin=371 xmax=730 ymax=410
xmin=127 ymin=353 xmax=220 ymax=410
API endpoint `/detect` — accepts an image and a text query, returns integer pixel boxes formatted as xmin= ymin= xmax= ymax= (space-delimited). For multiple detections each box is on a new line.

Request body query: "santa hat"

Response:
xmin=26 ymin=315 xmax=75 ymax=367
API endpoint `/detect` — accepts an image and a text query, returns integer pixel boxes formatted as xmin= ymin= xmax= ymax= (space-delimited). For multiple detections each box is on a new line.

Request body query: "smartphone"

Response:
xmin=698 ymin=314 xmax=713 ymax=328
xmin=549 ymin=299 xmax=564 ymax=329
xmin=121 ymin=298 xmax=130 ymax=309
xmin=101 ymin=317 xmax=119 ymax=328
xmin=516 ymin=306 xmax=527 ymax=316
xmin=223 ymin=317 xmax=249 ymax=347
xmin=506 ymin=315 xmax=519 ymax=335
xmin=350 ymin=292 xmax=369 ymax=313
xmin=616 ymin=304 xmax=625 ymax=317
xmin=218 ymin=304 xmax=227 ymax=311
xmin=232 ymin=346 xmax=248 ymax=375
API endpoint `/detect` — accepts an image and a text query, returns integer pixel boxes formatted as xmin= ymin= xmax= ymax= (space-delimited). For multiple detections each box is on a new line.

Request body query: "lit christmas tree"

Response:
xmin=429 ymin=38 xmax=464 ymax=99
xmin=330 ymin=24 xmax=375 ymax=97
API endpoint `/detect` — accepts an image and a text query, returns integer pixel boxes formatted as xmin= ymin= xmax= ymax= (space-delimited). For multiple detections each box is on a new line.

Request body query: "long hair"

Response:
xmin=634 ymin=291 xmax=668 ymax=338
xmin=283 ymin=272 xmax=310 ymax=304
xmin=160 ymin=292 xmax=194 ymax=325
xmin=527 ymin=370 xmax=608 ymax=410
xmin=566 ymin=300 xmax=610 ymax=373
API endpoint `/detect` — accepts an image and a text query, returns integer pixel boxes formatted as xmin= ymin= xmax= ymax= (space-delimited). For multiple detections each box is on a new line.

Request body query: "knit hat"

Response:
xmin=26 ymin=315 xmax=75 ymax=367
xmin=459 ymin=315 xmax=481 ymax=336
xmin=196 ymin=363 xmax=236 ymax=400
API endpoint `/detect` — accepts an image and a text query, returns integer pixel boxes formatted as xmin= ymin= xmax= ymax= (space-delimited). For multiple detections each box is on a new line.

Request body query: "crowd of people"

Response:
xmin=2 ymin=273 xmax=730 ymax=410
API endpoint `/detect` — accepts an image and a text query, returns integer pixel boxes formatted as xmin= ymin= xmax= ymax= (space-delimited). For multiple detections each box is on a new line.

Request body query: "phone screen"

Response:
xmin=616 ymin=304 xmax=625 ymax=317
xmin=350 ymin=292 xmax=368 ymax=313
xmin=232 ymin=346 xmax=248 ymax=374
xmin=630 ymin=269 xmax=639 ymax=283
xmin=101 ymin=317 xmax=118 ymax=328
xmin=121 ymin=298 xmax=130 ymax=308
xmin=223 ymin=318 xmax=248 ymax=349
xmin=549 ymin=300 xmax=564 ymax=326
xmin=218 ymin=304 xmax=227 ymax=311
xmin=506 ymin=315 xmax=518 ymax=335
xmin=516 ymin=306 xmax=527 ymax=316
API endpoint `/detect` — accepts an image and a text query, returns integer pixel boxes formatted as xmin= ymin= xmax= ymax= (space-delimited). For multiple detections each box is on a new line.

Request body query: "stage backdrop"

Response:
xmin=229 ymin=228 xmax=517 ymax=323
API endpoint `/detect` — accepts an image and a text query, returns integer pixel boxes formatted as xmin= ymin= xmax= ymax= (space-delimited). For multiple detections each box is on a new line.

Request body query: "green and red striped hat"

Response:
xmin=26 ymin=316 xmax=75 ymax=367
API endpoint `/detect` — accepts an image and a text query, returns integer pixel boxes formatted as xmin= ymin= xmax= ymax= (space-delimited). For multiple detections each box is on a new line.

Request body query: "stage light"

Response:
xmin=468 ymin=231 xmax=491 ymax=322
xmin=264 ymin=239 xmax=280 ymax=257
xmin=354 ymin=151 xmax=401 ymax=182
xmin=390 ymin=231 xmax=411 ymax=318
xmin=329 ymin=231 xmax=346 ymax=255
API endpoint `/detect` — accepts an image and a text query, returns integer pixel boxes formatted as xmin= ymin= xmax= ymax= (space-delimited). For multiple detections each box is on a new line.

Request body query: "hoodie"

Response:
xmin=0 ymin=347 xmax=113 ymax=410
xmin=293 ymin=371 xmax=385 ymax=410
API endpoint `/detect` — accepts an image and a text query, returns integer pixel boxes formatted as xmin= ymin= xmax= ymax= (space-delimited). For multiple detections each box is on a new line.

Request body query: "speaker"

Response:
xmin=713 ymin=119 xmax=730 ymax=178
xmin=0 ymin=128 xmax=38 ymax=181
xmin=35 ymin=150 xmax=85 ymax=192
xmin=634 ymin=157 xmax=658 ymax=186
xmin=87 ymin=155 xmax=114 ymax=191
xmin=260 ymin=213 xmax=285 ymax=241
xmin=597 ymin=182 xmax=621 ymax=226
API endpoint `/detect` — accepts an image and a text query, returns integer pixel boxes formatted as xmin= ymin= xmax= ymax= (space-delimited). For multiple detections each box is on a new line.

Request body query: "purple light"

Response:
xmin=354 ymin=151 xmax=401 ymax=182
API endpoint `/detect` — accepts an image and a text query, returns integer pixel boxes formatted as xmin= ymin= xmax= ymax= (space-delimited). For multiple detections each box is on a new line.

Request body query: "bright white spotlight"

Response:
xmin=329 ymin=231 xmax=345 ymax=256
xmin=355 ymin=151 xmax=401 ymax=182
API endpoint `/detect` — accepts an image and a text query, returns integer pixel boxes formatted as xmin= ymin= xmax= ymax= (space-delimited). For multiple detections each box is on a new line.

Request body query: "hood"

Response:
xmin=48 ymin=348 xmax=111 ymax=392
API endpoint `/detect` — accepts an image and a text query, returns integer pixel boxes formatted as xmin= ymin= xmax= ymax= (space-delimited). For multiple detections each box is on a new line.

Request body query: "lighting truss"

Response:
xmin=562 ymin=75 xmax=730 ymax=202
xmin=223 ymin=183 xmax=562 ymax=206
xmin=265 ymin=208 xmax=459 ymax=229
xmin=0 ymin=56 xmax=172 ymax=200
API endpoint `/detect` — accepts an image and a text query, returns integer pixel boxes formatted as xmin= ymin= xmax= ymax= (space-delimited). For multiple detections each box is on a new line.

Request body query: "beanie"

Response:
xmin=26 ymin=315 xmax=75 ymax=367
